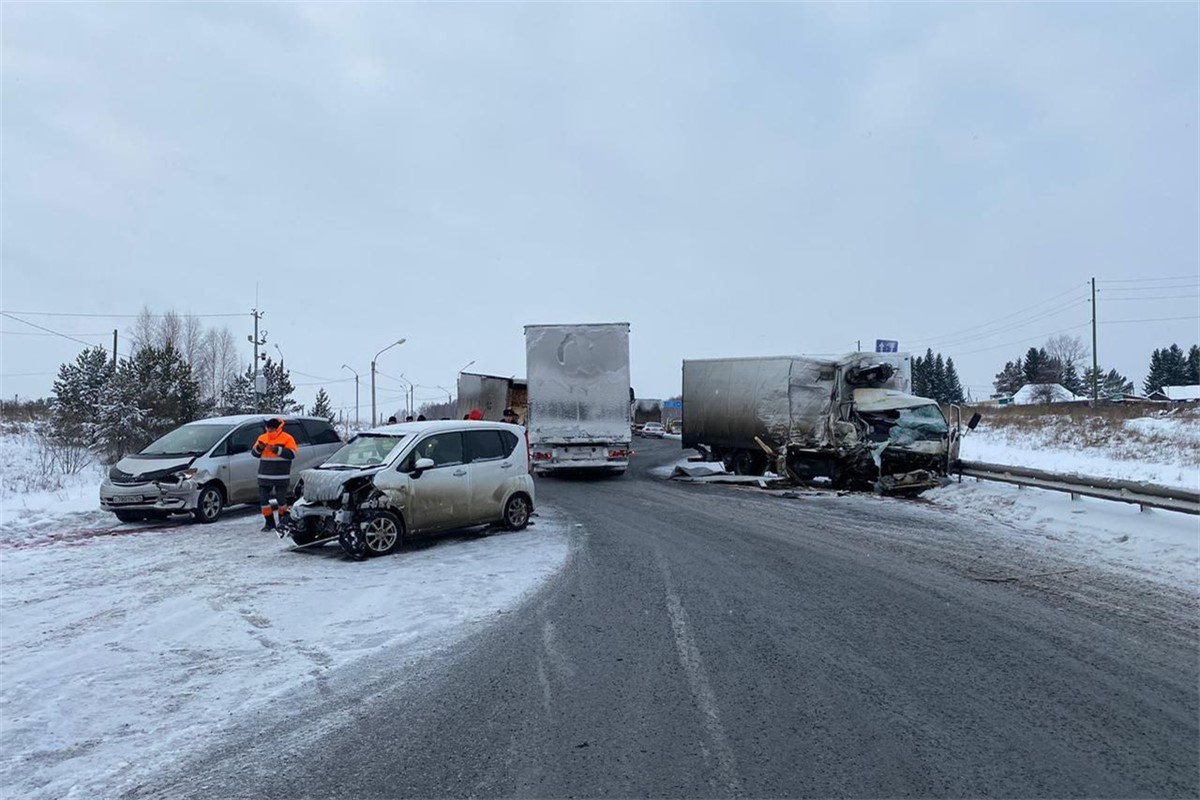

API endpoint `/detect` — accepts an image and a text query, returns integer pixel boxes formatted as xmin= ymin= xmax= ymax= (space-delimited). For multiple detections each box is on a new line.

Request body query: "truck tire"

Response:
xmin=731 ymin=450 xmax=766 ymax=476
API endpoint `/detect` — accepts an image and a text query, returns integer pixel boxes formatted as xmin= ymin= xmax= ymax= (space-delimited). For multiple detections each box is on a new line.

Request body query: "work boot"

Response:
xmin=261 ymin=516 xmax=276 ymax=532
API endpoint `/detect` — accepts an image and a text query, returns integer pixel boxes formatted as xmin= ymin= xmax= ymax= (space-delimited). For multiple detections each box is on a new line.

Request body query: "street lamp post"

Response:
xmin=394 ymin=374 xmax=415 ymax=419
xmin=458 ymin=360 xmax=476 ymax=376
xmin=341 ymin=364 xmax=360 ymax=428
xmin=371 ymin=339 xmax=406 ymax=426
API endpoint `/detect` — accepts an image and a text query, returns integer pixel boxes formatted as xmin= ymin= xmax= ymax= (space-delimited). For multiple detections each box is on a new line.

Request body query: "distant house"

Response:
xmin=1159 ymin=385 xmax=1200 ymax=403
xmin=1010 ymin=383 xmax=1081 ymax=405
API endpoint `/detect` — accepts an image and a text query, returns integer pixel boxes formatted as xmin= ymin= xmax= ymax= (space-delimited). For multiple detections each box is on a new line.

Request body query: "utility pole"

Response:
xmin=111 ymin=329 xmax=118 ymax=369
xmin=341 ymin=365 xmax=360 ymax=428
xmin=248 ymin=308 xmax=267 ymax=412
xmin=1090 ymin=277 xmax=1098 ymax=402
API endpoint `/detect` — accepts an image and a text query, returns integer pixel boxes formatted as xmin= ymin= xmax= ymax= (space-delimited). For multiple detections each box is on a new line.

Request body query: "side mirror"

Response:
xmin=967 ymin=412 xmax=982 ymax=431
xmin=411 ymin=457 xmax=435 ymax=476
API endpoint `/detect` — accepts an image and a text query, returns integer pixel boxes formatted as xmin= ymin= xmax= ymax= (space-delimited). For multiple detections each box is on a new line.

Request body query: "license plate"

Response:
xmin=112 ymin=495 xmax=143 ymax=504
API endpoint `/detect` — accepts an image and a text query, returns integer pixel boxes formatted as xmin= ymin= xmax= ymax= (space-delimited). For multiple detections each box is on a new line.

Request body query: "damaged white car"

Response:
xmin=283 ymin=421 xmax=535 ymax=559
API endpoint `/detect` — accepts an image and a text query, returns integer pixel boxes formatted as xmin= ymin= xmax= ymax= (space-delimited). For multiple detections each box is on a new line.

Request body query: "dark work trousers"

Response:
xmin=258 ymin=480 xmax=290 ymax=519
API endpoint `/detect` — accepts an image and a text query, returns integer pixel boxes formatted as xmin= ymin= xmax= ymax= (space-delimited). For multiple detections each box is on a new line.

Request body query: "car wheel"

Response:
xmin=359 ymin=510 xmax=403 ymax=556
xmin=502 ymin=493 xmax=531 ymax=531
xmin=114 ymin=510 xmax=145 ymax=523
xmin=193 ymin=483 xmax=225 ymax=524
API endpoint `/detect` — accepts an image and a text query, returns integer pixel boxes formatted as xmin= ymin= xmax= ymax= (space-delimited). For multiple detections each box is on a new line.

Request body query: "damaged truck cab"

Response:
xmin=682 ymin=353 xmax=961 ymax=495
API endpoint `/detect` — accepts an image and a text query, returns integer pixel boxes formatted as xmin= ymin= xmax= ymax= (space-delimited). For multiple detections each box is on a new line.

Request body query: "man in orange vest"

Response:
xmin=252 ymin=417 xmax=298 ymax=531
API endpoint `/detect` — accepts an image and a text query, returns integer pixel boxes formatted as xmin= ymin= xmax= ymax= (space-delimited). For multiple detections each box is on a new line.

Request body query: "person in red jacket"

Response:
xmin=251 ymin=417 xmax=298 ymax=531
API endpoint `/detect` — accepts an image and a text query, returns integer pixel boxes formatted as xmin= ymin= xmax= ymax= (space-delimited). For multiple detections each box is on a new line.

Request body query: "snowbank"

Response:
xmin=928 ymin=481 xmax=1199 ymax=591
xmin=961 ymin=412 xmax=1200 ymax=490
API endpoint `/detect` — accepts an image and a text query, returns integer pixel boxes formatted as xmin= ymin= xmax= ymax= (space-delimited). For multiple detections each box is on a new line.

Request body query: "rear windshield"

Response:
xmin=322 ymin=434 xmax=408 ymax=468
xmin=139 ymin=424 xmax=232 ymax=457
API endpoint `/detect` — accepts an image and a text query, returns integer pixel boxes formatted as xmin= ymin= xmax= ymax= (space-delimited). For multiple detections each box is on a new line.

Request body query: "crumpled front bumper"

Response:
xmin=99 ymin=480 xmax=202 ymax=513
xmin=876 ymin=469 xmax=945 ymax=495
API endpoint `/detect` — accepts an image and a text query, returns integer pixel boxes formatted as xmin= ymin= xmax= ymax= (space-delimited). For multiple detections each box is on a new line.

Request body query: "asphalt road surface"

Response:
xmin=134 ymin=438 xmax=1199 ymax=799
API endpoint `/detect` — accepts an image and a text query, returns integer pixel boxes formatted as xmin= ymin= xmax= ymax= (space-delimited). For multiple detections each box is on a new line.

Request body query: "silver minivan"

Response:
xmin=287 ymin=420 xmax=535 ymax=558
xmin=99 ymin=415 xmax=343 ymax=524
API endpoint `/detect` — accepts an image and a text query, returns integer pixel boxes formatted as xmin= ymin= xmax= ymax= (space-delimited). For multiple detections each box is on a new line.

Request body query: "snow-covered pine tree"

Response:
xmin=260 ymin=357 xmax=301 ymax=414
xmin=1188 ymin=345 xmax=1200 ymax=384
xmin=89 ymin=363 xmax=148 ymax=463
xmin=51 ymin=346 xmax=114 ymax=446
xmin=311 ymin=388 xmax=335 ymax=422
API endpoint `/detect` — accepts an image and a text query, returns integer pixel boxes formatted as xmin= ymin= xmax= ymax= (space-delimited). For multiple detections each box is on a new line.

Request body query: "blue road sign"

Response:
xmin=875 ymin=339 xmax=899 ymax=353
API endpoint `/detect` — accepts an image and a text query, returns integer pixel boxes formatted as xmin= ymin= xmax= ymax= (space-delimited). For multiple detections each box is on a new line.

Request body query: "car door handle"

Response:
xmin=500 ymin=462 xmax=513 ymax=469
xmin=453 ymin=470 xmax=468 ymax=477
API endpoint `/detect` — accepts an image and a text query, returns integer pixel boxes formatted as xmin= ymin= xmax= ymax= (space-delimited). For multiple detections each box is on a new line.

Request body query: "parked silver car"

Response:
xmin=99 ymin=415 xmax=342 ymax=524
xmin=286 ymin=420 xmax=535 ymax=558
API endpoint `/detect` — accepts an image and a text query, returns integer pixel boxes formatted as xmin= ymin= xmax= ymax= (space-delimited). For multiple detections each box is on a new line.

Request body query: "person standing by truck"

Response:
xmin=252 ymin=417 xmax=298 ymax=531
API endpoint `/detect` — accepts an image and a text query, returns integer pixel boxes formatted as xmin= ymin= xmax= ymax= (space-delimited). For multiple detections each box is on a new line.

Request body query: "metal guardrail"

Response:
xmin=955 ymin=460 xmax=1200 ymax=515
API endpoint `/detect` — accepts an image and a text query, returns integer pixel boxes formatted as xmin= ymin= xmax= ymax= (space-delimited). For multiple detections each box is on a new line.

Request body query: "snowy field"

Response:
xmin=961 ymin=408 xmax=1200 ymax=490
xmin=2 ymin=410 xmax=1198 ymax=797
xmin=0 ymin=430 xmax=571 ymax=799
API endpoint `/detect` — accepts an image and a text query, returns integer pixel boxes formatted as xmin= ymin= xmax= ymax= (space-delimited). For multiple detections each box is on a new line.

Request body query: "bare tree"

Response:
xmin=1046 ymin=334 xmax=1088 ymax=371
xmin=159 ymin=310 xmax=182 ymax=351
xmin=200 ymin=326 xmax=240 ymax=403
xmin=181 ymin=314 xmax=204 ymax=366
xmin=128 ymin=306 xmax=158 ymax=353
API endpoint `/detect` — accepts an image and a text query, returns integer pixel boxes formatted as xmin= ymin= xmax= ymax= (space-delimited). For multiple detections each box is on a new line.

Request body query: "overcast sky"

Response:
xmin=3 ymin=2 xmax=1197 ymax=418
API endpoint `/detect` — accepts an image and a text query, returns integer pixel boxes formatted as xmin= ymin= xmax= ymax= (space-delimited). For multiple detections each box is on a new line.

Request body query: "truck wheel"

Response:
xmin=731 ymin=451 xmax=756 ymax=476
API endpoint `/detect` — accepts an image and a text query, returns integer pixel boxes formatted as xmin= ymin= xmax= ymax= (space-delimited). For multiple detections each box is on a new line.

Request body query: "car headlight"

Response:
xmin=162 ymin=468 xmax=198 ymax=483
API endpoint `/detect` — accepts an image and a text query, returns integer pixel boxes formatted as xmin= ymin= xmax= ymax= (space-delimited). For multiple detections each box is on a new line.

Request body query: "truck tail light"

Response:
xmin=608 ymin=449 xmax=629 ymax=459
xmin=532 ymin=451 xmax=553 ymax=461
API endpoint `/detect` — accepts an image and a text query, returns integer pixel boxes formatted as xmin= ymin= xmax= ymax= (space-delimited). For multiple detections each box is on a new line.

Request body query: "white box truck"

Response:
xmin=682 ymin=352 xmax=966 ymax=494
xmin=525 ymin=322 xmax=632 ymax=475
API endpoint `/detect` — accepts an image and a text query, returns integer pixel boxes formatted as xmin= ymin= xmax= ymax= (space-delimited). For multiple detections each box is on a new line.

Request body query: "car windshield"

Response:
xmin=322 ymin=434 xmax=407 ymax=468
xmin=139 ymin=424 xmax=231 ymax=457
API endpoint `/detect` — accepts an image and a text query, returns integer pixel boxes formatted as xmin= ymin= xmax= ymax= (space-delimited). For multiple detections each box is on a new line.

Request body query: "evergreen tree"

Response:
xmin=1145 ymin=344 xmax=1190 ymax=393
xmin=311 ymin=388 xmax=335 ymax=422
xmin=1022 ymin=347 xmax=1052 ymax=385
xmin=88 ymin=363 xmax=148 ymax=463
xmin=1189 ymin=345 xmax=1200 ymax=384
xmin=912 ymin=351 xmax=930 ymax=397
xmin=51 ymin=346 xmax=114 ymax=446
xmin=260 ymin=357 xmax=300 ymax=413
xmin=931 ymin=353 xmax=947 ymax=401
xmin=219 ymin=371 xmax=256 ymax=415
xmin=993 ymin=357 xmax=1025 ymax=397
xmin=124 ymin=344 xmax=203 ymax=441
xmin=1084 ymin=366 xmax=1134 ymax=398
xmin=1060 ymin=362 xmax=1083 ymax=396
xmin=944 ymin=358 xmax=965 ymax=404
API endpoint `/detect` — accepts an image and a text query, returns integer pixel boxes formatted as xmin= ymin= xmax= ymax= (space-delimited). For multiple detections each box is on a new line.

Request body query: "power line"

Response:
xmin=910 ymin=298 xmax=1090 ymax=351
xmin=1100 ymin=315 xmax=1200 ymax=324
xmin=1 ymin=312 xmax=120 ymax=352
xmin=905 ymin=282 xmax=1088 ymax=349
xmin=941 ymin=322 xmax=1093 ymax=358
xmin=2 ymin=330 xmax=113 ymax=337
xmin=1097 ymin=284 xmax=1198 ymax=293
xmin=0 ymin=309 xmax=246 ymax=319
xmin=1096 ymin=275 xmax=1198 ymax=284
xmin=1099 ymin=295 xmax=1200 ymax=302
